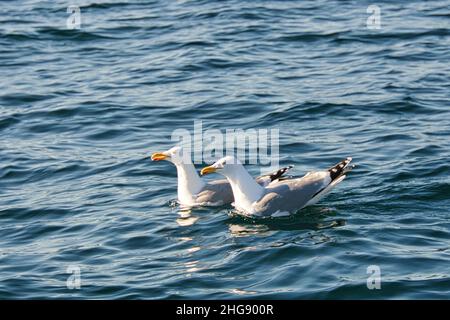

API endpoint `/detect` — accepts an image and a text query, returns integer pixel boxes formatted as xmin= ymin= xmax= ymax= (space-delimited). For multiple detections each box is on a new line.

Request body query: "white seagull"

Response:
xmin=200 ymin=155 xmax=354 ymax=217
xmin=151 ymin=146 xmax=293 ymax=207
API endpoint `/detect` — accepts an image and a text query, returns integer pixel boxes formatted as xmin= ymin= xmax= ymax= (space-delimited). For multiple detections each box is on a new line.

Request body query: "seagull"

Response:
xmin=151 ymin=146 xmax=293 ymax=207
xmin=200 ymin=155 xmax=354 ymax=217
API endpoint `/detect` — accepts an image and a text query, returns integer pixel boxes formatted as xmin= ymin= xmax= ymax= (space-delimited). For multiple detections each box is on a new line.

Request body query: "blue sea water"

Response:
xmin=1 ymin=0 xmax=450 ymax=299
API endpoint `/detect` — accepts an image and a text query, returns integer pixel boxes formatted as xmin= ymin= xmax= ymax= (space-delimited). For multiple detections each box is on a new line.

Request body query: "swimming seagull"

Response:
xmin=151 ymin=146 xmax=293 ymax=207
xmin=200 ymin=156 xmax=354 ymax=217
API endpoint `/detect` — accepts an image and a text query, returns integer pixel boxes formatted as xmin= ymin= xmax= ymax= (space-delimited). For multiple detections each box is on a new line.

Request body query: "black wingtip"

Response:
xmin=329 ymin=157 xmax=353 ymax=181
xmin=269 ymin=165 xmax=294 ymax=182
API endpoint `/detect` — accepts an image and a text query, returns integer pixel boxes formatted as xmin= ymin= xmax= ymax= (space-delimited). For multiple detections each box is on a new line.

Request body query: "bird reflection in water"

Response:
xmin=175 ymin=205 xmax=199 ymax=227
xmin=227 ymin=206 xmax=346 ymax=237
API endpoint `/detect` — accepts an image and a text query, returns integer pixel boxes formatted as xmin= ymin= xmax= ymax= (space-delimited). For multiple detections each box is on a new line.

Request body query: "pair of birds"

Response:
xmin=151 ymin=146 xmax=354 ymax=217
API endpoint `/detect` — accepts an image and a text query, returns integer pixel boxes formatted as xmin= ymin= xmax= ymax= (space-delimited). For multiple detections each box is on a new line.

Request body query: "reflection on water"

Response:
xmin=317 ymin=219 xmax=346 ymax=229
xmin=229 ymin=288 xmax=258 ymax=295
xmin=171 ymin=242 xmax=205 ymax=275
xmin=173 ymin=203 xmax=346 ymax=234
xmin=176 ymin=236 xmax=193 ymax=242
xmin=228 ymin=223 xmax=270 ymax=237
xmin=184 ymin=260 xmax=202 ymax=274
xmin=227 ymin=206 xmax=346 ymax=237
xmin=176 ymin=216 xmax=199 ymax=227
xmin=172 ymin=206 xmax=206 ymax=275
xmin=176 ymin=206 xmax=199 ymax=227
xmin=170 ymin=204 xmax=346 ymax=279
xmin=183 ymin=246 xmax=204 ymax=274
xmin=186 ymin=246 xmax=201 ymax=253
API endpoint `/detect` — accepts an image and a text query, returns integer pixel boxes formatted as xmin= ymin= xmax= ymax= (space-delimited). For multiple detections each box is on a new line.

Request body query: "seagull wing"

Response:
xmin=253 ymin=158 xmax=353 ymax=217
xmin=195 ymin=179 xmax=234 ymax=206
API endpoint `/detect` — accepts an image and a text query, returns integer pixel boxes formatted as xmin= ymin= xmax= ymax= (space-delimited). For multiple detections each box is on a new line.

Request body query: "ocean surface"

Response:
xmin=1 ymin=0 xmax=449 ymax=299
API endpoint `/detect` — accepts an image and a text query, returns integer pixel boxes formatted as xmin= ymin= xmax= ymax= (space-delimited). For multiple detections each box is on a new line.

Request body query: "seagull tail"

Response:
xmin=328 ymin=157 xmax=354 ymax=181
xmin=305 ymin=157 xmax=354 ymax=207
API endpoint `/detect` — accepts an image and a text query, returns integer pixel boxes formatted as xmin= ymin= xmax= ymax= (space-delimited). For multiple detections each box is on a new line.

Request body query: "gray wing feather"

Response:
xmin=195 ymin=179 xmax=234 ymax=205
xmin=253 ymin=172 xmax=330 ymax=216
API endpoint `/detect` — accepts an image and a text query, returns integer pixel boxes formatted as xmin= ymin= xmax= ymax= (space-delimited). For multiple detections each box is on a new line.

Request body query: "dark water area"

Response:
xmin=0 ymin=0 xmax=449 ymax=299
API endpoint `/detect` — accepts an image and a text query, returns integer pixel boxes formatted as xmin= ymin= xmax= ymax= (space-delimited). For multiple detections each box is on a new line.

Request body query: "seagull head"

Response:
xmin=200 ymin=156 xmax=242 ymax=176
xmin=151 ymin=146 xmax=186 ymax=165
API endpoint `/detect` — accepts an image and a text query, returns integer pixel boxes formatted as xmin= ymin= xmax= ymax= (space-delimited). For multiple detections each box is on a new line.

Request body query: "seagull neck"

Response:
xmin=225 ymin=165 xmax=264 ymax=210
xmin=175 ymin=161 xmax=205 ymax=202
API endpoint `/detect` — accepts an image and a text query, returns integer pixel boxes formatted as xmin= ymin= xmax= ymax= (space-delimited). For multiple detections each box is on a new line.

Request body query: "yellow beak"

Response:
xmin=151 ymin=152 xmax=167 ymax=161
xmin=200 ymin=166 xmax=216 ymax=176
